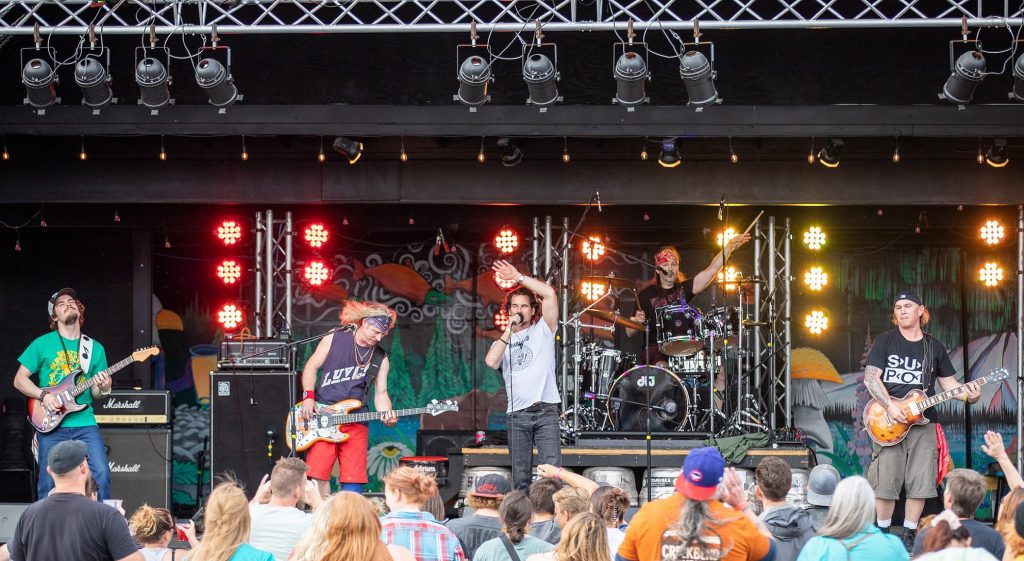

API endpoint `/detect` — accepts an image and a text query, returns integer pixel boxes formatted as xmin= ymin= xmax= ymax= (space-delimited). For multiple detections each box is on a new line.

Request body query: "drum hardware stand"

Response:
xmin=565 ymin=290 xmax=616 ymax=436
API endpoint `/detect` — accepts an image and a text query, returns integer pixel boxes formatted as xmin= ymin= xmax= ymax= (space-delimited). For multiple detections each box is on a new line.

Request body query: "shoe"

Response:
xmin=901 ymin=528 xmax=917 ymax=553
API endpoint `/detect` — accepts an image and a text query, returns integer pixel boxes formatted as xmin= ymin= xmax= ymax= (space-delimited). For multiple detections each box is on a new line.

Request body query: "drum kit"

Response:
xmin=561 ymin=275 xmax=767 ymax=440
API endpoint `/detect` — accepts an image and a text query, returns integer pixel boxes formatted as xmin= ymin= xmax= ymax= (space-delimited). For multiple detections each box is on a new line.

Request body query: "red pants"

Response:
xmin=304 ymin=423 xmax=369 ymax=484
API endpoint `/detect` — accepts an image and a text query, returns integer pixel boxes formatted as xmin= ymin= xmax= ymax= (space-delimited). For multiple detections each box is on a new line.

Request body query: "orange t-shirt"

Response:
xmin=617 ymin=494 xmax=772 ymax=561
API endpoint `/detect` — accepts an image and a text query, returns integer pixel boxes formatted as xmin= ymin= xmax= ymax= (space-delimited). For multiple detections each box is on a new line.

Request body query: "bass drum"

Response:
xmin=607 ymin=365 xmax=690 ymax=432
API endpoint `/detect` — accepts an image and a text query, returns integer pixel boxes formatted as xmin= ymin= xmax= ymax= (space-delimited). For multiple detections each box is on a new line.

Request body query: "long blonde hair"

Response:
xmin=996 ymin=488 xmax=1024 ymax=557
xmin=555 ymin=512 xmax=609 ymax=561
xmin=294 ymin=492 xmax=387 ymax=561
xmin=340 ymin=300 xmax=397 ymax=329
xmin=186 ymin=481 xmax=251 ymax=561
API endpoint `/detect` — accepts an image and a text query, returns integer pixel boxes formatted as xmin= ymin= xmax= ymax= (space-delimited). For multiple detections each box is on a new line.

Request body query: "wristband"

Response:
xmin=500 ymin=338 xmax=510 ymax=345
xmin=302 ymin=390 xmax=316 ymax=401
xmin=517 ymin=274 xmax=526 ymax=284
xmin=38 ymin=389 xmax=49 ymax=400
xmin=554 ymin=467 xmax=563 ymax=480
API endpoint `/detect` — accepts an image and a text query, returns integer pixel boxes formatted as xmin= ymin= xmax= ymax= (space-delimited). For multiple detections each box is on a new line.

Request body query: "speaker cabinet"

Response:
xmin=103 ymin=427 xmax=171 ymax=516
xmin=210 ymin=371 xmax=297 ymax=496
xmin=417 ymin=430 xmax=478 ymax=457
xmin=0 ymin=503 xmax=30 ymax=543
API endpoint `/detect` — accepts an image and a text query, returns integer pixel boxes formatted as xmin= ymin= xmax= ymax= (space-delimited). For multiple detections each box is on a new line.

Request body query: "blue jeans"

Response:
xmin=508 ymin=403 xmax=561 ymax=490
xmin=36 ymin=425 xmax=110 ymax=501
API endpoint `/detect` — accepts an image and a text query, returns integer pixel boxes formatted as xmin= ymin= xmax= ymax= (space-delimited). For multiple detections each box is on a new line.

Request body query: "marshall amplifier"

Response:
xmin=102 ymin=427 xmax=171 ymax=516
xmin=219 ymin=339 xmax=292 ymax=370
xmin=94 ymin=390 xmax=171 ymax=426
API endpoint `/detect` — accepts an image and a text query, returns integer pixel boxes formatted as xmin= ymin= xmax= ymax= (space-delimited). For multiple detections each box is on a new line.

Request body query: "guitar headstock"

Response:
xmin=132 ymin=347 xmax=161 ymax=362
xmin=426 ymin=399 xmax=459 ymax=416
xmin=986 ymin=368 xmax=1010 ymax=384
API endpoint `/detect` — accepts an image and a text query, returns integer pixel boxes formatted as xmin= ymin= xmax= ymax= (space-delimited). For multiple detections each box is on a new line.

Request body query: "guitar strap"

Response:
xmin=362 ymin=346 xmax=387 ymax=403
xmin=920 ymin=332 xmax=933 ymax=390
xmin=55 ymin=331 xmax=93 ymax=377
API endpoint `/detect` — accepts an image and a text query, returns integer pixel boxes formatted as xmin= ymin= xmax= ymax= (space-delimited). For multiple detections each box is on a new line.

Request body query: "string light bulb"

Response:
xmin=342 ymin=216 xmax=350 ymax=226
xmin=477 ymin=137 xmax=486 ymax=163
xmin=400 ymin=136 xmax=408 ymax=162
xmin=14 ymin=234 xmax=22 ymax=252
xmin=39 ymin=209 xmax=47 ymax=228
xmin=79 ymin=135 xmax=88 ymax=161
xmin=806 ymin=137 xmax=815 ymax=164
xmin=240 ymin=135 xmax=249 ymax=161
xmin=2 ymin=135 xmax=9 ymax=161
xmin=640 ymin=137 xmax=648 ymax=161
xmin=317 ymin=136 xmax=325 ymax=162
xmin=976 ymin=139 xmax=985 ymax=164
xmin=114 ymin=209 xmax=121 ymax=223
xmin=729 ymin=137 xmax=738 ymax=164
xmin=562 ymin=137 xmax=570 ymax=163
xmin=159 ymin=135 xmax=167 ymax=161
xmin=892 ymin=137 xmax=900 ymax=163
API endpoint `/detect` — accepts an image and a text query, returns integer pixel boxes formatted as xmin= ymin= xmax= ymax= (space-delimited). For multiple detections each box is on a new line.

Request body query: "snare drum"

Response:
xmin=655 ymin=304 xmax=705 ymax=356
xmin=583 ymin=346 xmax=636 ymax=396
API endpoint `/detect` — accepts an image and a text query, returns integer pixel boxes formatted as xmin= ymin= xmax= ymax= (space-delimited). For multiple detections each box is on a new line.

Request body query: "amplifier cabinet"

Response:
xmin=102 ymin=427 xmax=172 ymax=516
xmin=94 ymin=390 xmax=171 ymax=426
xmin=219 ymin=340 xmax=293 ymax=370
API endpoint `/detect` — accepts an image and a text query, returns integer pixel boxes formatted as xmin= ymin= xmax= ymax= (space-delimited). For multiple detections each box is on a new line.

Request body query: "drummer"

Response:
xmin=627 ymin=236 xmax=751 ymax=367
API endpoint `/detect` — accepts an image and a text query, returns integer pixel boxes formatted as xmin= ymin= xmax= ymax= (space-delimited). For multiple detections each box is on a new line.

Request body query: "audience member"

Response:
xmin=592 ymin=487 xmax=630 ymax=560
xmin=915 ymin=510 xmax=998 ymax=561
xmin=552 ymin=487 xmax=591 ymax=529
xmin=248 ymin=458 xmax=320 ymax=561
xmin=527 ymin=513 xmax=610 ymax=561
xmin=756 ymin=457 xmax=815 ymax=561
xmin=424 ymin=493 xmax=446 ymax=523
xmin=996 ymin=488 xmax=1024 ymax=561
xmin=1012 ymin=502 xmax=1024 ymax=561
xmin=381 ymin=466 xmax=466 ymax=561
xmin=446 ymin=474 xmax=511 ymax=558
xmin=795 ymin=476 xmax=907 ymax=561
xmin=291 ymin=491 xmax=414 ymax=561
xmin=130 ymin=504 xmax=195 ymax=561
xmin=982 ymin=432 xmax=1024 ymax=490
xmin=474 ymin=490 xmax=555 ymax=561
xmin=186 ymin=480 xmax=274 ymax=561
xmin=912 ymin=469 xmax=1004 ymax=559
xmin=531 ymin=478 xmax=564 ymax=544
xmin=803 ymin=464 xmax=839 ymax=530
xmin=538 ymin=465 xmax=601 ymax=494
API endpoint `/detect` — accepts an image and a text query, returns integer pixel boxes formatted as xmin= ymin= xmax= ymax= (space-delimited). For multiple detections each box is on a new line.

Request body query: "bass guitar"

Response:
xmin=28 ymin=346 xmax=161 ymax=433
xmin=285 ymin=398 xmax=458 ymax=452
xmin=863 ymin=368 xmax=1008 ymax=446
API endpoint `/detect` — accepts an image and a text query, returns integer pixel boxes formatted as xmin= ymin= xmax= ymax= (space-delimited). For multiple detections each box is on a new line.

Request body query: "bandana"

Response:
xmin=655 ymin=250 xmax=677 ymax=267
xmin=365 ymin=315 xmax=392 ymax=333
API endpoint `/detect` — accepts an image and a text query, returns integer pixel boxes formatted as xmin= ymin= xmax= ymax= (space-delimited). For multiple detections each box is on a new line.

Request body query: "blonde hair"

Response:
xmin=553 ymin=487 xmax=591 ymax=519
xmin=817 ymin=476 xmax=876 ymax=540
xmin=383 ymin=466 xmax=437 ymax=507
xmin=997 ymin=488 xmax=1024 ymax=557
xmin=129 ymin=504 xmax=175 ymax=545
xmin=293 ymin=492 xmax=384 ymax=561
xmin=185 ymin=481 xmax=251 ymax=561
xmin=555 ymin=512 xmax=610 ymax=561
xmin=340 ymin=300 xmax=397 ymax=330
xmin=271 ymin=457 xmax=310 ymax=498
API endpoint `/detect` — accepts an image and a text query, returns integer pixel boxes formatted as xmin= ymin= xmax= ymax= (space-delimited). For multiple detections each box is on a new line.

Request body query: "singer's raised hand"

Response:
xmin=492 ymin=259 xmax=520 ymax=282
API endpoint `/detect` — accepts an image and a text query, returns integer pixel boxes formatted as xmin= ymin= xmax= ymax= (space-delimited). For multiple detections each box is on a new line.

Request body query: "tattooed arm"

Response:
xmin=864 ymin=364 xmax=907 ymax=423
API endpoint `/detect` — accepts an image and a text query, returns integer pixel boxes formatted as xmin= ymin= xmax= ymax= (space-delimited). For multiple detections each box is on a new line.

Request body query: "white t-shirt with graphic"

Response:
xmin=500 ymin=320 xmax=560 ymax=412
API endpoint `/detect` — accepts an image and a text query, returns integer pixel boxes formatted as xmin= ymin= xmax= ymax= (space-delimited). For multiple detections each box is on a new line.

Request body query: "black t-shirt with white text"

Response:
xmin=637 ymin=279 xmax=697 ymax=324
xmin=9 ymin=492 xmax=139 ymax=561
xmin=865 ymin=328 xmax=957 ymax=422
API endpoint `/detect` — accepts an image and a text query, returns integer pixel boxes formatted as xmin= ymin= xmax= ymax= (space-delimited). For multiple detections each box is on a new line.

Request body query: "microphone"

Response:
xmin=596 ymin=190 xmax=602 ymax=212
xmin=718 ymin=194 xmax=725 ymax=221
xmin=510 ymin=312 xmax=524 ymax=326
xmin=657 ymin=266 xmax=672 ymax=277
xmin=266 ymin=428 xmax=277 ymax=442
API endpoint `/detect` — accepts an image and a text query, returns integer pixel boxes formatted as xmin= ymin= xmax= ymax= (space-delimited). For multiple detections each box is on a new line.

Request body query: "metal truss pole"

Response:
xmin=1017 ymin=205 xmax=1023 ymax=474
xmin=752 ymin=215 xmax=763 ymax=393
xmin=532 ymin=217 xmax=540 ymax=277
xmin=264 ymin=210 xmax=275 ymax=338
xmin=767 ymin=217 xmax=778 ymax=429
xmin=284 ymin=212 xmax=294 ymax=338
xmin=254 ymin=211 xmax=264 ymax=338
xmin=561 ymin=217 xmax=571 ymax=412
xmin=544 ymin=217 xmax=553 ymax=278
xmin=256 ymin=209 xmax=295 ymax=339
xmin=783 ymin=218 xmax=792 ymax=426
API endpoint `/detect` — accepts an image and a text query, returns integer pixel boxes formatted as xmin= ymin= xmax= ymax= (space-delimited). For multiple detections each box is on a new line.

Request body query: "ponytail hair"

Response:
xmin=498 ymin=490 xmax=534 ymax=544
xmin=383 ymin=466 xmax=438 ymax=507
xmin=594 ymin=487 xmax=630 ymax=527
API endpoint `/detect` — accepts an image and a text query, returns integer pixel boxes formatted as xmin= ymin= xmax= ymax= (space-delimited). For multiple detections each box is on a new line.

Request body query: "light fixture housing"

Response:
xmin=941 ymin=50 xmax=986 ymax=104
xmin=523 ymin=53 xmax=559 ymax=107
xmin=679 ymin=50 xmax=718 ymax=108
xmin=135 ymin=56 xmax=170 ymax=109
xmin=22 ymin=58 xmax=57 ymax=108
xmin=1012 ymin=53 xmax=1024 ymax=101
xmin=75 ymin=55 xmax=113 ymax=107
xmin=497 ymin=137 xmax=523 ymax=167
xmin=658 ymin=139 xmax=681 ymax=168
xmin=985 ymin=138 xmax=1009 ymax=168
xmin=332 ymin=137 xmax=363 ymax=165
xmin=817 ymin=138 xmax=844 ymax=168
xmin=195 ymin=57 xmax=239 ymax=107
xmin=613 ymin=51 xmax=648 ymax=107
xmin=456 ymin=55 xmax=492 ymax=106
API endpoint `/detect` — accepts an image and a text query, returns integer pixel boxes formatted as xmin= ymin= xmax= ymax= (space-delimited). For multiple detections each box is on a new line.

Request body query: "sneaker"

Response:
xmin=901 ymin=528 xmax=917 ymax=553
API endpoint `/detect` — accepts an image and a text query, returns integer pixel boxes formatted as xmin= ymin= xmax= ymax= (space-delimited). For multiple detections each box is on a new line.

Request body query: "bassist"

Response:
xmin=300 ymin=300 xmax=398 ymax=497
xmin=862 ymin=290 xmax=979 ymax=551
xmin=13 ymin=288 xmax=113 ymax=501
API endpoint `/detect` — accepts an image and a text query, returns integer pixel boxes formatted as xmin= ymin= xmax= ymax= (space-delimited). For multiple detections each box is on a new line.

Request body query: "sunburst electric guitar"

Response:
xmin=28 ymin=346 xmax=161 ymax=433
xmin=285 ymin=398 xmax=459 ymax=452
xmin=864 ymin=368 xmax=1008 ymax=446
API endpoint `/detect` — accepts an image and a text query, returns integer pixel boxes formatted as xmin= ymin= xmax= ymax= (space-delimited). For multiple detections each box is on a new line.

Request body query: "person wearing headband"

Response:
xmin=300 ymin=300 xmax=398 ymax=497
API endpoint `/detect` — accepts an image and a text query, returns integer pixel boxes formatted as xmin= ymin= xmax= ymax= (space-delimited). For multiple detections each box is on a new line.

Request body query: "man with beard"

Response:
xmin=13 ymin=288 xmax=113 ymax=500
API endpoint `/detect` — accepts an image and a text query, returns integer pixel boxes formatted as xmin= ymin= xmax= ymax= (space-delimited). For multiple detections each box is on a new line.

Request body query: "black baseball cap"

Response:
xmin=894 ymin=291 xmax=923 ymax=307
xmin=470 ymin=474 xmax=512 ymax=498
xmin=48 ymin=288 xmax=78 ymax=317
xmin=48 ymin=440 xmax=88 ymax=475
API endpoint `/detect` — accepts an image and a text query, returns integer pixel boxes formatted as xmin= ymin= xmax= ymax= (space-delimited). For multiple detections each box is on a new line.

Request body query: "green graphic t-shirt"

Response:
xmin=18 ymin=332 xmax=108 ymax=428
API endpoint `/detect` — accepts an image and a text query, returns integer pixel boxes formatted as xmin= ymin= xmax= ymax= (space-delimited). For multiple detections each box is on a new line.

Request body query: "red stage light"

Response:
xmin=494 ymin=228 xmax=519 ymax=255
xmin=217 ymin=304 xmax=243 ymax=331
xmin=303 ymin=260 xmax=332 ymax=287
xmin=493 ymin=309 xmax=510 ymax=331
xmin=217 ymin=220 xmax=242 ymax=245
xmin=494 ymin=271 xmax=518 ymax=290
xmin=216 ymin=260 xmax=242 ymax=285
xmin=304 ymin=223 xmax=329 ymax=248
xmin=581 ymin=236 xmax=606 ymax=262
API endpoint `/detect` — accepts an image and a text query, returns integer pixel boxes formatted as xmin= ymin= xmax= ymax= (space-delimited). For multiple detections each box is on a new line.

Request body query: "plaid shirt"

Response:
xmin=381 ymin=511 xmax=466 ymax=561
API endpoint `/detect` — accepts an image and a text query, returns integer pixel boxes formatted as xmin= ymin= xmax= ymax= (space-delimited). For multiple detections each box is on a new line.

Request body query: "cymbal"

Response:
xmin=713 ymin=276 xmax=765 ymax=285
xmin=583 ymin=309 xmax=645 ymax=331
xmin=580 ymin=275 xmax=637 ymax=289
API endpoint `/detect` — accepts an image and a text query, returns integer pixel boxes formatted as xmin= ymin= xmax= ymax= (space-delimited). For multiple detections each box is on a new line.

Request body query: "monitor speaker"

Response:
xmin=103 ymin=427 xmax=171 ymax=516
xmin=416 ymin=430 xmax=478 ymax=457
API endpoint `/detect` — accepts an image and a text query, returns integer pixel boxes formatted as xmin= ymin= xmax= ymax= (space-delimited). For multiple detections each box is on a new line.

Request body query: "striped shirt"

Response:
xmin=381 ymin=511 xmax=467 ymax=561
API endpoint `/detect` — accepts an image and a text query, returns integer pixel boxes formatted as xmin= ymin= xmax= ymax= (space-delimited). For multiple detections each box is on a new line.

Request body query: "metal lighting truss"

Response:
xmin=0 ymin=0 xmax=1020 ymax=36
xmin=254 ymin=209 xmax=294 ymax=339
xmin=751 ymin=215 xmax=792 ymax=430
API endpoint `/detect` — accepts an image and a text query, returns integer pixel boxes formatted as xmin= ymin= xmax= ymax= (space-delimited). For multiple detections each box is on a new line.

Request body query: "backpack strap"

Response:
xmin=499 ymin=535 xmax=523 ymax=561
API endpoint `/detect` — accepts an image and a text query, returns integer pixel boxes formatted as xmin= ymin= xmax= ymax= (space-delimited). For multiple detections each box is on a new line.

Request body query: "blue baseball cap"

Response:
xmin=675 ymin=447 xmax=725 ymax=501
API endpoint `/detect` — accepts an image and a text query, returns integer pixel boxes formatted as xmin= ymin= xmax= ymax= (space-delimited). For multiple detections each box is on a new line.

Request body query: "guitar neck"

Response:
xmin=66 ymin=356 xmax=134 ymax=399
xmin=914 ymin=377 xmax=987 ymax=412
xmin=327 ymin=406 xmax=432 ymax=424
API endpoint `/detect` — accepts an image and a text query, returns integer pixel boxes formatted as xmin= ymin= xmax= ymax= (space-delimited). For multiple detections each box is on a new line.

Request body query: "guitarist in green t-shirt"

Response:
xmin=13 ymin=288 xmax=114 ymax=501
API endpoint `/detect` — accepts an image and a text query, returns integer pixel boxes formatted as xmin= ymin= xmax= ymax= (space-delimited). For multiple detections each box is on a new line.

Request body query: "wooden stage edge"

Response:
xmin=458 ymin=445 xmax=811 ymax=470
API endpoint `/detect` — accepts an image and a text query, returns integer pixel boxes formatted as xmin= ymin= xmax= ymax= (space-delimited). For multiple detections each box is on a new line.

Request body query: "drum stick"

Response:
xmin=740 ymin=211 xmax=764 ymax=237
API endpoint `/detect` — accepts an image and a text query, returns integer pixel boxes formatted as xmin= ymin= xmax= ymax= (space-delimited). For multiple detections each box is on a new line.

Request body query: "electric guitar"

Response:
xmin=28 ymin=347 xmax=161 ymax=433
xmin=285 ymin=398 xmax=459 ymax=452
xmin=863 ymin=368 xmax=1008 ymax=446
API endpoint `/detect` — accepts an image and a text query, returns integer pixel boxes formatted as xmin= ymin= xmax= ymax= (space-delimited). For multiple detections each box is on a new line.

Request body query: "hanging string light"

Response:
xmin=159 ymin=135 xmax=167 ymax=161
xmin=317 ymin=136 xmax=325 ymax=163
xmin=400 ymin=136 xmax=409 ymax=162
xmin=477 ymin=136 xmax=486 ymax=163
xmin=79 ymin=135 xmax=88 ymax=161
xmin=562 ymin=137 xmax=570 ymax=163
xmin=240 ymin=135 xmax=249 ymax=161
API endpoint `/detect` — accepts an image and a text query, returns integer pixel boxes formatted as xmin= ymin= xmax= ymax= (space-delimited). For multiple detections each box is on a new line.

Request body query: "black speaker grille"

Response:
xmin=103 ymin=427 xmax=171 ymax=516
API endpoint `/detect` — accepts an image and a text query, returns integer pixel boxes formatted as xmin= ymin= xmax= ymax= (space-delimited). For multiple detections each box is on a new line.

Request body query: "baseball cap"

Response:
xmin=894 ymin=291 xmax=923 ymax=307
xmin=48 ymin=440 xmax=88 ymax=475
xmin=806 ymin=464 xmax=840 ymax=507
xmin=470 ymin=473 xmax=512 ymax=498
xmin=675 ymin=447 xmax=725 ymax=501
xmin=48 ymin=288 xmax=78 ymax=317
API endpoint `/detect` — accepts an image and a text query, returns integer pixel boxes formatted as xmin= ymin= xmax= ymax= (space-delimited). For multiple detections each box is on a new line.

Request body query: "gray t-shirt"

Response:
xmin=500 ymin=320 xmax=560 ymax=412
xmin=530 ymin=519 xmax=560 ymax=544
xmin=474 ymin=535 xmax=554 ymax=561
xmin=446 ymin=513 xmax=504 ymax=559
xmin=248 ymin=504 xmax=312 ymax=561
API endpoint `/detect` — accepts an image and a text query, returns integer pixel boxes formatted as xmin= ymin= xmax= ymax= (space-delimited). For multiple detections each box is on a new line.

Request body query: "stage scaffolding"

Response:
xmin=254 ymin=209 xmax=294 ymax=339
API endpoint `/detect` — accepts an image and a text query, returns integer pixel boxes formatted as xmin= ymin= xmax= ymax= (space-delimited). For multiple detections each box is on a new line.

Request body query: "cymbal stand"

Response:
xmin=565 ymin=291 xmax=615 ymax=435
xmin=719 ymin=284 xmax=767 ymax=436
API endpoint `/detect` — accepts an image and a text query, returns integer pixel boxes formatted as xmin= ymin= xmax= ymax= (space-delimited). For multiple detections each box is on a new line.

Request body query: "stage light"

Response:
xmin=22 ymin=58 xmax=57 ymax=109
xmin=805 ymin=309 xmax=829 ymax=335
xmin=400 ymin=136 xmax=408 ymax=162
xmin=717 ymin=266 xmax=741 ymax=291
xmin=217 ymin=304 xmax=243 ymax=331
xmin=658 ymin=139 xmax=681 ymax=168
xmin=304 ymin=223 xmax=329 ymax=248
xmin=240 ymin=136 xmax=248 ymax=161
xmin=523 ymin=53 xmax=559 ymax=107
xmin=494 ymin=270 xmax=518 ymax=290
xmin=1012 ymin=53 xmax=1024 ymax=101
xmin=493 ymin=309 xmax=510 ymax=331
xmin=985 ymin=138 xmax=1009 ymax=168
xmin=614 ymin=51 xmax=648 ymax=107
xmin=74 ymin=56 xmax=113 ymax=107
xmin=980 ymin=262 xmax=1004 ymax=287
xmin=303 ymin=260 xmax=331 ymax=287
xmin=332 ymin=137 xmax=363 ymax=165
xmin=804 ymin=266 xmax=828 ymax=291
xmin=457 ymin=55 xmax=491 ymax=107
xmin=217 ymin=220 xmax=242 ymax=245
xmin=716 ymin=227 xmax=737 ymax=247
xmin=581 ymin=236 xmax=606 ymax=262
xmin=803 ymin=226 xmax=826 ymax=250
xmin=498 ymin=137 xmax=523 ymax=167
xmin=135 ymin=57 xmax=170 ymax=108
xmin=195 ymin=58 xmax=239 ymax=107
xmin=494 ymin=228 xmax=519 ymax=255
xmin=679 ymin=50 xmax=718 ymax=108
xmin=159 ymin=136 xmax=167 ymax=161
xmin=941 ymin=50 xmax=985 ymax=104
xmin=562 ymin=138 xmax=570 ymax=163
xmin=581 ymin=281 xmax=607 ymax=302
xmin=817 ymin=138 xmax=843 ymax=168
xmin=980 ymin=220 xmax=1005 ymax=245
xmin=217 ymin=260 xmax=242 ymax=285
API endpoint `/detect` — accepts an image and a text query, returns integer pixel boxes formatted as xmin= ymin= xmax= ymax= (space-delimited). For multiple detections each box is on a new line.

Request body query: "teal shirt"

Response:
xmin=18 ymin=332 xmax=108 ymax=428
xmin=228 ymin=544 xmax=274 ymax=561
xmin=473 ymin=535 xmax=553 ymax=561
xmin=796 ymin=525 xmax=909 ymax=561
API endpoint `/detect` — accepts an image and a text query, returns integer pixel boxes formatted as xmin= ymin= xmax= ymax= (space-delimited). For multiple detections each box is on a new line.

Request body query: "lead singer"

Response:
xmin=484 ymin=259 xmax=561 ymax=490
